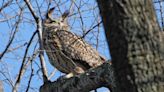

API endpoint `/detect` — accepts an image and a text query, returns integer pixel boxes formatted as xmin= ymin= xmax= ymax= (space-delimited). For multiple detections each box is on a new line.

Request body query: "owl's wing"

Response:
xmin=56 ymin=30 xmax=105 ymax=68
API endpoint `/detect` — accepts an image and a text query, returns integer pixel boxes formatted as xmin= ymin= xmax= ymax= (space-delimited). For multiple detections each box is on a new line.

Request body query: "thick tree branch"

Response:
xmin=40 ymin=62 xmax=116 ymax=92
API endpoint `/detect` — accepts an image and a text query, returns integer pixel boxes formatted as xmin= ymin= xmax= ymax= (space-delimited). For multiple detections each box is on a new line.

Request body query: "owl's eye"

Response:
xmin=50 ymin=20 xmax=57 ymax=23
xmin=50 ymin=21 xmax=55 ymax=23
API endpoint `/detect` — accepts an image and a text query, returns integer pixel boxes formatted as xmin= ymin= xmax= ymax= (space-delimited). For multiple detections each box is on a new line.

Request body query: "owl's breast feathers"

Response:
xmin=56 ymin=30 xmax=105 ymax=66
xmin=43 ymin=29 xmax=106 ymax=74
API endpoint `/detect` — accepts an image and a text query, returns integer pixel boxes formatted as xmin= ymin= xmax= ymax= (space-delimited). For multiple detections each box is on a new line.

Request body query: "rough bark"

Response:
xmin=97 ymin=0 xmax=164 ymax=92
xmin=40 ymin=62 xmax=115 ymax=92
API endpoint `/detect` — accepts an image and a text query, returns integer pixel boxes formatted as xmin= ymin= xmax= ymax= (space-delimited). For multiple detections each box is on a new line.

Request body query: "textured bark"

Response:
xmin=40 ymin=63 xmax=115 ymax=92
xmin=97 ymin=0 xmax=164 ymax=92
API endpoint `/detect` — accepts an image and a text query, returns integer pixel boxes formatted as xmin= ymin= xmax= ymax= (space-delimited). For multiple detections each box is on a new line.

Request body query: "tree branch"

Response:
xmin=24 ymin=0 xmax=48 ymax=82
xmin=13 ymin=31 xmax=37 ymax=92
xmin=0 ymin=8 xmax=22 ymax=60
xmin=0 ymin=0 xmax=13 ymax=12
xmin=40 ymin=62 xmax=117 ymax=92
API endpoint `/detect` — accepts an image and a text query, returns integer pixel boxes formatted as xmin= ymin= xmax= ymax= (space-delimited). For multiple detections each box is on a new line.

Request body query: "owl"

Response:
xmin=43 ymin=7 xmax=106 ymax=78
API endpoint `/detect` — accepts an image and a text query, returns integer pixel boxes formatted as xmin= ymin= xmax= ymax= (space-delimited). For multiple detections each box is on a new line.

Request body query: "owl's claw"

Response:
xmin=57 ymin=72 xmax=74 ymax=82
xmin=65 ymin=72 xmax=74 ymax=78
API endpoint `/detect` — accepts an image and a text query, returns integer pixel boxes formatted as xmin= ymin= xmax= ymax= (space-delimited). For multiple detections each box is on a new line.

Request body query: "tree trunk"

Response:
xmin=97 ymin=0 xmax=164 ymax=92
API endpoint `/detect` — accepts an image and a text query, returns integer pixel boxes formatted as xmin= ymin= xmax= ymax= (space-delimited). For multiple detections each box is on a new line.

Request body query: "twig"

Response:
xmin=48 ymin=69 xmax=57 ymax=80
xmin=81 ymin=21 xmax=102 ymax=38
xmin=25 ymin=67 xmax=34 ymax=92
xmin=0 ymin=71 xmax=14 ymax=88
xmin=96 ymin=18 xmax=101 ymax=50
xmin=0 ymin=42 xmax=28 ymax=56
xmin=13 ymin=31 xmax=37 ymax=92
xmin=54 ymin=0 xmax=63 ymax=14
xmin=0 ymin=0 xmax=13 ymax=12
xmin=23 ymin=0 xmax=48 ymax=82
xmin=74 ymin=2 xmax=85 ymax=34
xmin=0 ymin=15 xmax=17 ymax=22
xmin=69 ymin=0 xmax=76 ymax=14
xmin=0 ymin=7 xmax=23 ymax=60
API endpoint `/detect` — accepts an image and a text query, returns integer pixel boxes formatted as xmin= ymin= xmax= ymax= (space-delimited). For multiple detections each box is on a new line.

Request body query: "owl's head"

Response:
xmin=43 ymin=7 xmax=70 ymax=31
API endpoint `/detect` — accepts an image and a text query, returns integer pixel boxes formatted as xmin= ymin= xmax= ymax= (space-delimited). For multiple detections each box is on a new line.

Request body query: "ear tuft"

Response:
xmin=62 ymin=10 xmax=70 ymax=20
xmin=46 ymin=7 xmax=55 ymax=19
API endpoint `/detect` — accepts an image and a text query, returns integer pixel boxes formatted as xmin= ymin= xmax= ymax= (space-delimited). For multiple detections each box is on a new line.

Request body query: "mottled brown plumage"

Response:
xmin=43 ymin=8 xmax=105 ymax=76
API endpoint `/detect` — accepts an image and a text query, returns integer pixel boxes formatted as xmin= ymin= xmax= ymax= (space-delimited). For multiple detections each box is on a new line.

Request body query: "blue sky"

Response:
xmin=0 ymin=0 xmax=163 ymax=92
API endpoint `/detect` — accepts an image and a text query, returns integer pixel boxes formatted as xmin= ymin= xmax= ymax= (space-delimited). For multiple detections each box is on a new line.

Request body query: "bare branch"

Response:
xmin=0 ymin=8 xmax=23 ymax=60
xmin=0 ymin=71 xmax=14 ymax=88
xmin=0 ymin=15 xmax=17 ymax=22
xmin=25 ymin=67 xmax=34 ymax=92
xmin=40 ymin=63 xmax=116 ymax=92
xmin=0 ymin=42 xmax=28 ymax=56
xmin=81 ymin=21 xmax=102 ymax=38
xmin=23 ymin=0 xmax=48 ymax=82
xmin=48 ymin=69 xmax=57 ymax=80
xmin=13 ymin=31 xmax=37 ymax=92
xmin=23 ymin=0 xmax=39 ymax=21
xmin=0 ymin=0 xmax=13 ymax=12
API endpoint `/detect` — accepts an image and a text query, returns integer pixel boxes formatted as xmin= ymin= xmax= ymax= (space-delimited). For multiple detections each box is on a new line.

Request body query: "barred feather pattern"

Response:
xmin=43 ymin=22 xmax=105 ymax=74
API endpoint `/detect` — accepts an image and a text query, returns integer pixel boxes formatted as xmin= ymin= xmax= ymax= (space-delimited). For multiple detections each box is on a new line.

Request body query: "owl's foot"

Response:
xmin=57 ymin=72 xmax=74 ymax=82
xmin=65 ymin=72 xmax=74 ymax=78
xmin=57 ymin=75 xmax=67 ymax=82
xmin=74 ymin=67 xmax=85 ymax=74
xmin=64 ymin=67 xmax=84 ymax=78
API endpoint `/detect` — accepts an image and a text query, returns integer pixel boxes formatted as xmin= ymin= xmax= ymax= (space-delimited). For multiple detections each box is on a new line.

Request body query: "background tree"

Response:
xmin=0 ymin=0 xmax=164 ymax=92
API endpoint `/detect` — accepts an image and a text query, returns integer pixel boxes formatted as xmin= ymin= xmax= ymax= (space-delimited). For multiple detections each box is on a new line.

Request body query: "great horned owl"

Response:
xmin=43 ymin=7 xmax=106 ymax=78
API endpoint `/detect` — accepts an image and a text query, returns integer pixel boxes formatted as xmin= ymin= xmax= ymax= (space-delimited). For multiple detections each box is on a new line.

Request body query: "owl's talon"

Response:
xmin=65 ymin=72 xmax=74 ymax=78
